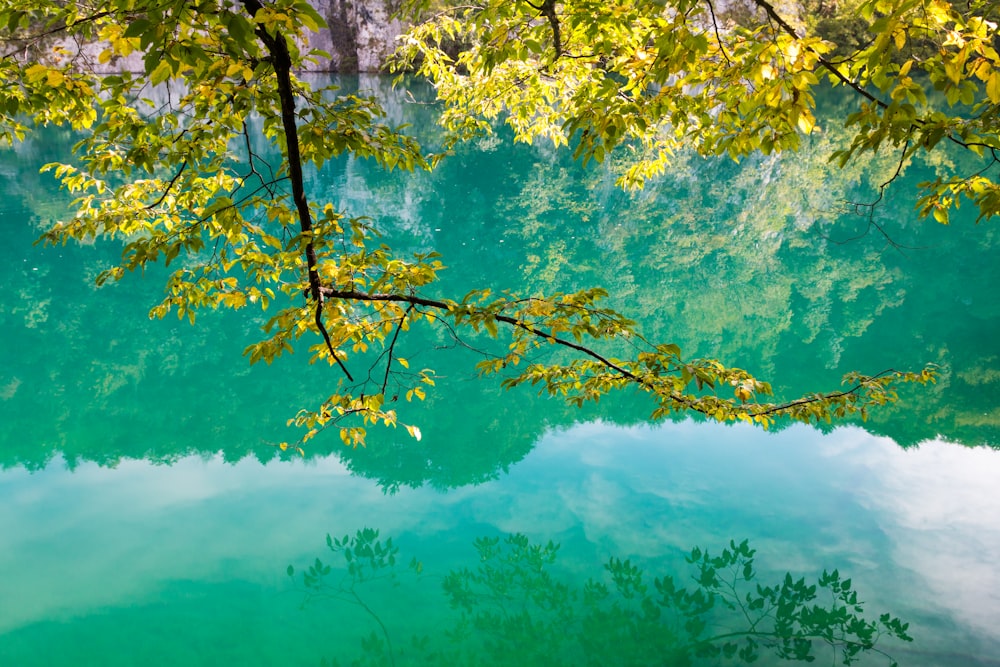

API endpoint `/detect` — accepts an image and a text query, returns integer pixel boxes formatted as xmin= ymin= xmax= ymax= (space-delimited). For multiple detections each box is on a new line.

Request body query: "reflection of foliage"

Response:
xmin=291 ymin=531 xmax=911 ymax=667
xmin=2 ymin=87 xmax=996 ymax=480
xmin=289 ymin=528 xmax=416 ymax=667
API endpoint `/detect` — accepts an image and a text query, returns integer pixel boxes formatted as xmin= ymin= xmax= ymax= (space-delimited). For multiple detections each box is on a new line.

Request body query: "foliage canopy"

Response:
xmin=6 ymin=0 xmax=995 ymax=447
xmin=397 ymin=0 xmax=1000 ymax=219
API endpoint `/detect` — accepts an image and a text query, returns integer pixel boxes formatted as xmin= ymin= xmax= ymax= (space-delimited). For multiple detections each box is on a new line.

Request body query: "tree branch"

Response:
xmin=0 ymin=10 xmax=115 ymax=59
xmin=382 ymin=304 xmax=414 ymax=395
xmin=705 ymin=0 xmax=733 ymax=66
xmin=526 ymin=0 xmax=561 ymax=60
xmin=241 ymin=0 xmax=353 ymax=381
xmin=146 ymin=159 xmax=188 ymax=210
xmin=821 ymin=141 xmax=923 ymax=251
xmin=319 ymin=286 xmax=643 ymax=383
xmin=748 ymin=369 xmax=897 ymax=417
xmin=317 ymin=286 xmax=901 ymax=422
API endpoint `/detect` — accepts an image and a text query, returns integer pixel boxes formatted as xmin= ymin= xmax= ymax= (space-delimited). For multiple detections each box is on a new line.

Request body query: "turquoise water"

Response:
xmin=1 ymin=79 xmax=999 ymax=665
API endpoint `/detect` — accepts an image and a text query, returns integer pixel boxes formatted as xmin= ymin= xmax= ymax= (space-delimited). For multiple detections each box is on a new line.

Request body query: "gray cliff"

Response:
xmin=20 ymin=0 xmax=407 ymax=73
xmin=309 ymin=0 xmax=405 ymax=72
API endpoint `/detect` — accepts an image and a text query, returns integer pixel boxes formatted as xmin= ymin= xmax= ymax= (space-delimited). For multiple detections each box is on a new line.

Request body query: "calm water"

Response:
xmin=1 ymin=78 xmax=999 ymax=666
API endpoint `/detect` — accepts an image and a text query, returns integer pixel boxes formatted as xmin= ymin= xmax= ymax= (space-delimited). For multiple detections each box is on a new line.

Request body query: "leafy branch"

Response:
xmin=9 ymin=0 xmax=943 ymax=452
xmin=294 ymin=285 xmax=935 ymax=441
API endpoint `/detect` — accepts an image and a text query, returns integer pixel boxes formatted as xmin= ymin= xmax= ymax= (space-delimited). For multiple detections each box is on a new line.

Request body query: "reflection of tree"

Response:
xmin=485 ymin=121 xmax=909 ymax=369
xmin=3 ymin=81 xmax=997 ymax=476
xmin=396 ymin=91 xmax=999 ymax=448
xmin=291 ymin=530 xmax=911 ymax=667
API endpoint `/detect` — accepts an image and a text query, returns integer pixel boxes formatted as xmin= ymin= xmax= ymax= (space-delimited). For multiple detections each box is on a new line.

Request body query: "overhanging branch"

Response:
xmin=318 ymin=286 xmax=896 ymax=420
xmin=241 ymin=0 xmax=353 ymax=381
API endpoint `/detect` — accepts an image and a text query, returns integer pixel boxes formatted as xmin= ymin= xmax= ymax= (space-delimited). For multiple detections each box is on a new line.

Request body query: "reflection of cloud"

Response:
xmin=459 ymin=420 xmax=1000 ymax=661
xmin=2 ymin=422 xmax=999 ymax=665
xmin=849 ymin=440 xmax=1000 ymax=639
xmin=0 ymin=455 xmax=445 ymax=634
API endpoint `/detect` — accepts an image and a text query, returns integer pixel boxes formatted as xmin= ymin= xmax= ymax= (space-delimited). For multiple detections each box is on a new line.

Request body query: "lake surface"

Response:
xmin=1 ymin=78 xmax=999 ymax=666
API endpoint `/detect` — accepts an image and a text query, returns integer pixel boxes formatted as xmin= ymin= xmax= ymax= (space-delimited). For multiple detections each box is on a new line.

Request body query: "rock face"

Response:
xmin=18 ymin=1 xmax=407 ymax=74
xmin=308 ymin=0 xmax=405 ymax=72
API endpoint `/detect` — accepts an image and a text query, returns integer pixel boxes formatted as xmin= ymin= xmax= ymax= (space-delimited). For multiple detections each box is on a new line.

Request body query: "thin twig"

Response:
xmin=705 ymin=0 xmax=733 ymax=66
xmin=382 ymin=304 xmax=415 ymax=395
xmin=146 ymin=159 xmax=188 ymax=209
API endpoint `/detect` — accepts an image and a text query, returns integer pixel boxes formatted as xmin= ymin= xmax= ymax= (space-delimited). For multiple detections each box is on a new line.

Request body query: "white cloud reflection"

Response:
xmin=2 ymin=421 xmax=999 ymax=664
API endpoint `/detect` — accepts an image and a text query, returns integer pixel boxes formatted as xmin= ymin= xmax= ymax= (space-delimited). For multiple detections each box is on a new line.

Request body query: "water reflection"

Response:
xmin=1 ymin=80 xmax=999 ymax=666
xmin=2 ymin=422 xmax=998 ymax=664
xmin=1 ymin=84 xmax=997 ymax=477
xmin=291 ymin=528 xmax=912 ymax=667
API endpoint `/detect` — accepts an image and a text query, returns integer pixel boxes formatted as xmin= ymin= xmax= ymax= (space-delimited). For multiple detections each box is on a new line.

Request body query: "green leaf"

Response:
xmin=123 ymin=18 xmax=151 ymax=38
xmin=149 ymin=60 xmax=172 ymax=86
xmin=6 ymin=10 xmax=24 ymax=32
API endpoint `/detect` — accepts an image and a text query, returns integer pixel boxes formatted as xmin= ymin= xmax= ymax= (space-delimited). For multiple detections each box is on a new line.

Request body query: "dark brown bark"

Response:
xmin=241 ymin=0 xmax=353 ymax=381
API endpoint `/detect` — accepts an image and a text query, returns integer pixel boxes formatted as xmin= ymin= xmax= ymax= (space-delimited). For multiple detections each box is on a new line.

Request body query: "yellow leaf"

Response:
xmin=932 ymin=205 xmax=950 ymax=224
xmin=150 ymin=60 xmax=171 ymax=86
xmin=397 ymin=357 xmax=409 ymax=369
xmin=972 ymin=58 xmax=991 ymax=82
xmin=987 ymin=71 xmax=1000 ymax=104
xmin=484 ymin=317 xmax=498 ymax=337
xmin=796 ymin=112 xmax=815 ymax=134
xmin=24 ymin=63 xmax=47 ymax=83
xmin=944 ymin=58 xmax=961 ymax=85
